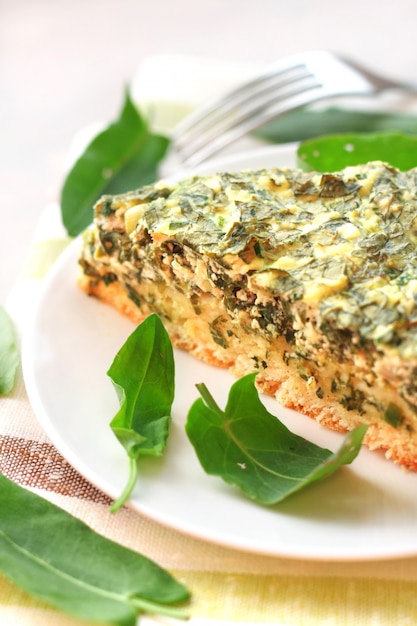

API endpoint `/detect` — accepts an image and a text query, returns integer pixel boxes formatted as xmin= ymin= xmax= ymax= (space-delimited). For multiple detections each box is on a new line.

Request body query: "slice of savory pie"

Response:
xmin=78 ymin=161 xmax=417 ymax=469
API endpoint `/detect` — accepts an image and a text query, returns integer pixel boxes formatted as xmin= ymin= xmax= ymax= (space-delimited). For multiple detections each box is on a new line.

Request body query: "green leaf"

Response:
xmin=60 ymin=90 xmax=170 ymax=237
xmin=186 ymin=373 xmax=367 ymax=505
xmin=255 ymin=106 xmax=417 ymax=144
xmin=0 ymin=473 xmax=190 ymax=625
xmin=0 ymin=306 xmax=19 ymax=395
xmin=297 ymin=131 xmax=417 ymax=172
xmin=108 ymin=314 xmax=175 ymax=511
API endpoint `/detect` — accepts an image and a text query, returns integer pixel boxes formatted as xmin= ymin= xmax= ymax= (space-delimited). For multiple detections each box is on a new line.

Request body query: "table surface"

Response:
xmin=2 ymin=0 xmax=417 ymax=303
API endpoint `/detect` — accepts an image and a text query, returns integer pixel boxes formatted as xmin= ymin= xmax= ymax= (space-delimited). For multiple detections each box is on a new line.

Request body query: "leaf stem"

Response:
xmin=130 ymin=596 xmax=190 ymax=620
xmin=110 ymin=457 xmax=138 ymax=513
xmin=195 ymin=383 xmax=222 ymax=413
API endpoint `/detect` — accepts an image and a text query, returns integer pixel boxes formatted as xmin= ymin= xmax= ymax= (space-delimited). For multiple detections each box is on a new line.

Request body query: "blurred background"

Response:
xmin=2 ymin=0 xmax=417 ymax=302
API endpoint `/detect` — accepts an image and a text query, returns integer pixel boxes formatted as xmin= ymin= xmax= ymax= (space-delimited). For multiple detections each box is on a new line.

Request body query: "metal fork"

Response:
xmin=166 ymin=50 xmax=417 ymax=170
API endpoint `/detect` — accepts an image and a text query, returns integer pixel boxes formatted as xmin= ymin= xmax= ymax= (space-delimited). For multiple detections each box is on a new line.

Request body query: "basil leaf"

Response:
xmin=0 ymin=306 xmax=19 ymax=395
xmin=108 ymin=314 xmax=175 ymax=512
xmin=297 ymin=131 xmax=417 ymax=172
xmin=256 ymin=106 xmax=417 ymax=144
xmin=0 ymin=473 xmax=190 ymax=624
xmin=186 ymin=373 xmax=367 ymax=505
xmin=60 ymin=90 xmax=169 ymax=237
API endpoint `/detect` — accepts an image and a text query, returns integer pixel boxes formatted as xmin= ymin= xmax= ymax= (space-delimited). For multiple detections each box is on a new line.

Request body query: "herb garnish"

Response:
xmin=256 ymin=106 xmax=417 ymax=144
xmin=0 ymin=473 xmax=190 ymax=624
xmin=0 ymin=306 xmax=19 ymax=395
xmin=383 ymin=402 xmax=404 ymax=428
xmin=108 ymin=314 xmax=175 ymax=512
xmin=186 ymin=373 xmax=367 ymax=504
xmin=297 ymin=131 xmax=417 ymax=172
xmin=60 ymin=90 xmax=169 ymax=237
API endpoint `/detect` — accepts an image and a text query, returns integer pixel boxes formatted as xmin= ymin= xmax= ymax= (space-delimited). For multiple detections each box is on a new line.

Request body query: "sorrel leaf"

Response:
xmin=0 ymin=306 xmax=19 ymax=395
xmin=60 ymin=91 xmax=169 ymax=237
xmin=108 ymin=314 xmax=175 ymax=511
xmin=0 ymin=473 xmax=189 ymax=625
xmin=297 ymin=131 xmax=417 ymax=171
xmin=186 ymin=373 xmax=366 ymax=504
xmin=256 ymin=106 xmax=417 ymax=144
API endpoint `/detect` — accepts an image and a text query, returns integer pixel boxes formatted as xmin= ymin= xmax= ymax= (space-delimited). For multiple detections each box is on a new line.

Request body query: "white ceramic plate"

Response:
xmin=22 ymin=144 xmax=417 ymax=561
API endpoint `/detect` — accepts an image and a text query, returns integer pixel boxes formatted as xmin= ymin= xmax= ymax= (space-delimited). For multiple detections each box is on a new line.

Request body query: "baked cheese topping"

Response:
xmin=89 ymin=161 xmax=417 ymax=359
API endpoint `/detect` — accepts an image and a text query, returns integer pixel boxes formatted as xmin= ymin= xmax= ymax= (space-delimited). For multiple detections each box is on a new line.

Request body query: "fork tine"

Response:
xmin=171 ymin=53 xmax=324 ymax=140
xmin=177 ymin=79 xmax=320 ymax=160
xmin=172 ymin=60 xmax=313 ymax=144
xmin=170 ymin=51 xmax=334 ymax=167
xmin=175 ymin=68 xmax=324 ymax=165
xmin=173 ymin=65 xmax=318 ymax=152
xmin=178 ymin=84 xmax=327 ymax=168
